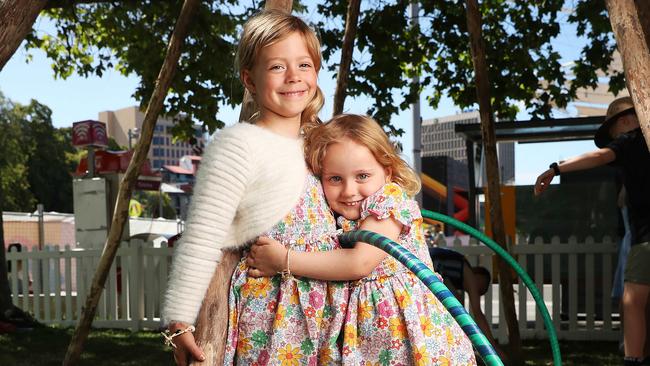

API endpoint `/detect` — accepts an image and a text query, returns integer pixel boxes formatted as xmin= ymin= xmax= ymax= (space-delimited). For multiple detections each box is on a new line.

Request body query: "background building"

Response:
xmin=421 ymin=110 xmax=515 ymax=184
xmin=98 ymin=106 xmax=204 ymax=169
xmin=161 ymin=155 xmax=202 ymax=219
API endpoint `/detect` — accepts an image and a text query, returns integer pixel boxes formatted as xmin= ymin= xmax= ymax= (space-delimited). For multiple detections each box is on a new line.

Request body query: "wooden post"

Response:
xmin=0 ymin=0 xmax=48 ymax=72
xmin=465 ymin=0 xmax=522 ymax=363
xmin=606 ymin=0 xmax=650 ymax=149
xmin=63 ymin=0 xmax=200 ymax=364
xmin=332 ymin=0 xmax=361 ymax=116
xmin=238 ymin=1 xmax=293 ymax=123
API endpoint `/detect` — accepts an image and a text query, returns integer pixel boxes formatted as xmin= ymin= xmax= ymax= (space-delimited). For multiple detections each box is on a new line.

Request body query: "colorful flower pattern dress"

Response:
xmin=224 ymin=173 xmax=349 ymax=366
xmin=339 ymin=183 xmax=476 ymax=366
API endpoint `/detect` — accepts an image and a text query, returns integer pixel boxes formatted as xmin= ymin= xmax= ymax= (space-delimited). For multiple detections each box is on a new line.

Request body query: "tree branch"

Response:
xmin=62 ymin=0 xmax=200 ymax=364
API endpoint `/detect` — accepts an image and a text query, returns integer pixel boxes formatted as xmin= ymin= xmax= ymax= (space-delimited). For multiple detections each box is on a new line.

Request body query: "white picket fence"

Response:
xmin=6 ymin=236 xmax=620 ymax=341
xmin=444 ymin=236 xmax=620 ymax=342
xmin=6 ymin=240 xmax=173 ymax=330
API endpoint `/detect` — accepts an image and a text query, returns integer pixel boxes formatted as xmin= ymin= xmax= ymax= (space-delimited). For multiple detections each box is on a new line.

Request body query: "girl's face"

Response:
xmin=321 ymin=138 xmax=391 ymax=221
xmin=242 ymin=32 xmax=318 ymax=131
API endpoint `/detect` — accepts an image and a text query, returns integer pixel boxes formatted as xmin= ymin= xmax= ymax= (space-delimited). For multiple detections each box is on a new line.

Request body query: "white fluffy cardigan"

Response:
xmin=161 ymin=122 xmax=307 ymax=325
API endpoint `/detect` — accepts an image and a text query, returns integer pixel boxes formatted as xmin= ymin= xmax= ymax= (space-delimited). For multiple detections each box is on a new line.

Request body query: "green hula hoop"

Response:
xmin=339 ymin=230 xmax=504 ymax=366
xmin=421 ymin=209 xmax=561 ymax=366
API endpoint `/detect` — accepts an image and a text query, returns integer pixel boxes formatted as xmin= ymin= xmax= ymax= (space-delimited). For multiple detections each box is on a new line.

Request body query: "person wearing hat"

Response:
xmin=534 ymin=96 xmax=650 ymax=366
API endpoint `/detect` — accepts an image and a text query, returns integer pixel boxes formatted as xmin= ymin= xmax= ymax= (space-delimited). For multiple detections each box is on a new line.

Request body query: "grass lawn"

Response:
xmin=0 ymin=325 xmax=622 ymax=365
xmin=0 ymin=326 xmax=169 ymax=366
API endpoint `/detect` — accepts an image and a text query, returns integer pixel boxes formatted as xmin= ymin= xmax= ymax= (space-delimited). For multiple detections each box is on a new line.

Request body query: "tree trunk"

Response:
xmin=62 ymin=0 xmax=200 ymax=364
xmin=332 ymin=0 xmax=361 ymax=116
xmin=606 ymin=0 xmax=650 ymax=149
xmin=238 ymin=1 xmax=293 ymax=123
xmin=0 ymin=0 xmax=48 ymax=72
xmin=465 ymin=0 xmax=522 ymax=364
xmin=0 ymin=183 xmax=39 ymax=326
xmin=634 ymin=0 xmax=650 ymax=51
xmin=0 ymin=184 xmax=14 ymax=317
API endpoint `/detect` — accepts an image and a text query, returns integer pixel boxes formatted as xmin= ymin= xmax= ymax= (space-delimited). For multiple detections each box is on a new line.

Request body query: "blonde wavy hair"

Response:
xmin=306 ymin=114 xmax=421 ymax=197
xmin=236 ymin=10 xmax=324 ymax=130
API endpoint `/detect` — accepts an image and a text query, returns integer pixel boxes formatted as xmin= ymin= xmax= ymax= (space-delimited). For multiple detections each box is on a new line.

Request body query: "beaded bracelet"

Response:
xmin=161 ymin=325 xmax=195 ymax=348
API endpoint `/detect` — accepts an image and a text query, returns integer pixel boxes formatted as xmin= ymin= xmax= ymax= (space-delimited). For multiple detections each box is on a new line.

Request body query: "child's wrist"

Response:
xmin=277 ymin=247 xmax=289 ymax=272
xmin=168 ymin=321 xmax=191 ymax=332
xmin=277 ymin=246 xmax=293 ymax=279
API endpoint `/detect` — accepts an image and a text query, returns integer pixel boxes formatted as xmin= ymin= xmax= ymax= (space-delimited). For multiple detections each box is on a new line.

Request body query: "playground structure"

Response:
xmin=421 ymin=172 xmax=469 ymax=224
xmin=71 ymin=120 xmax=162 ymax=249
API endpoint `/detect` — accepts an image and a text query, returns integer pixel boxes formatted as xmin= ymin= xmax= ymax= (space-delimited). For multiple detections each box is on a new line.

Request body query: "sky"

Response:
xmin=0 ymin=9 xmax=602 ymax=186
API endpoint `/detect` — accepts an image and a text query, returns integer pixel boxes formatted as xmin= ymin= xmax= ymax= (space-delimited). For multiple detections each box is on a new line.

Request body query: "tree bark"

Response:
xmin=237 ymin=1 xmax=293 ymax=123
xmin=606 ymin=0 xmax=650 ymax=149
xmin=465 ymin=0 xmax=522 ymax=364
xmin=634 ymin=0 xmax=650 ymax=51
xmin=0 ymin=184 xmax=13 ymax=317
xmin=0 ymin=0 xmax=48 ymax=72
xmin=332 ymin=0 xmax=361 ymax=116
xmin=0 ymin=176 xmax=38 ymax=326
xmin=62 ymin=0 xmax=200 ymax=365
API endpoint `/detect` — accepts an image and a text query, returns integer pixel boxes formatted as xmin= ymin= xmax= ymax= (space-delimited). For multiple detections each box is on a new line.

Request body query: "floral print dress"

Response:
xmin=223 ymin=173 xmax=349 ymax=366
xmin=339 ymin=183 xmax=476 ymax=366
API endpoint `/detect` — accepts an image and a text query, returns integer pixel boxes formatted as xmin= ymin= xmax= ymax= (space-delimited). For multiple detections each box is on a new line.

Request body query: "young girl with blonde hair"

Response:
xmin=162 ymin=10 xmax=348 ymax=365
xmin=248 ymin=114 xmax=477 ymax=365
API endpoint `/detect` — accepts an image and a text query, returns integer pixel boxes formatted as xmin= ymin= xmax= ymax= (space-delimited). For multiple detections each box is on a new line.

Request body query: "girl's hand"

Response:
xmin=246 ymin=236 xmax=288 ymax=277
xmin=168 ymin=322 xmax=205 ymax=366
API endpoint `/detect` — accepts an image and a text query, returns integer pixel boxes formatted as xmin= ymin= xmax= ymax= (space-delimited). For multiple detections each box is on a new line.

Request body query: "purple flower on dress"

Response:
xmin=377 ymin=299 xmax=394 ymax=317
xmin=286 ymin=324 xmax=306 ymax=344
xmin=309 ymin=291 xmax=324 ymax=308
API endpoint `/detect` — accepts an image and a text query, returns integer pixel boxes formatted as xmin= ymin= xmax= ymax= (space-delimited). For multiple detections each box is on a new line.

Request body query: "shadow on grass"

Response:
xmin=0 ymin=326 xmax=623 ymax=365
xmin=0 ymin=326 xmax=171 ymax=366
xmin=517 ymin=339 xmax=621 ymax=366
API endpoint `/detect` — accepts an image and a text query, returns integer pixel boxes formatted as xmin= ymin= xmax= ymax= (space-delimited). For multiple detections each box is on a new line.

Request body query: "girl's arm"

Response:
xmin=247 ymin=215 xmax=402 ymax=281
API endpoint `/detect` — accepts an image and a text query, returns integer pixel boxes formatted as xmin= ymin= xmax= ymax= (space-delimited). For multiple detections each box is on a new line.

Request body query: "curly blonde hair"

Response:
xmin=236 ymin=10 xmax=323 ymax=130
xmin=306 ymin=114 xmax=421 ymax=197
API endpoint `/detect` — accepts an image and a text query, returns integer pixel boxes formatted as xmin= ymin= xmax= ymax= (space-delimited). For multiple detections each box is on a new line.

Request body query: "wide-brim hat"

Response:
xmin=595 ymin=96 xmax=635 ymax=148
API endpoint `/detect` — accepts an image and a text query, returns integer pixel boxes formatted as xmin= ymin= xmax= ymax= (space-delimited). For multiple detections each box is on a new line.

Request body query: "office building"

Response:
xmin=421 ymin=110 xmax=515 ymax=184
xmin=98 ymin=106 xmax=204 ymax=169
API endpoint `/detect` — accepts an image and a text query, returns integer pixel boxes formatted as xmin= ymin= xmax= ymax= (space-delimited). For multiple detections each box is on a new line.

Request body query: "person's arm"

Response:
xmin=463 ymin=265 xmax=508 ymax=362
xmin=247 ymin=215 xmax=402 ymax=281
xmin=534 ymin=148 xmax=616 ymax=196
xmin=167 ymin=321 xmax=206 ymax=366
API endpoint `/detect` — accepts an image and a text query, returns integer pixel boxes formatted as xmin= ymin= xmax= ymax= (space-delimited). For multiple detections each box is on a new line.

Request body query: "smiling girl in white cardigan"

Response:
xmin=161 ymin=11 xmax=348 ymax=366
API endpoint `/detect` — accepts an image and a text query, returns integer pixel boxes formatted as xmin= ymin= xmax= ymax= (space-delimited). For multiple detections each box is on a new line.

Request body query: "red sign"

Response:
xmin=72 ymin=120 xmax=109 ymax=148
xmin=135 ymin=179 xmax=161 ymax=191
xmin=74 ymin=150 xmax=161 ymax=179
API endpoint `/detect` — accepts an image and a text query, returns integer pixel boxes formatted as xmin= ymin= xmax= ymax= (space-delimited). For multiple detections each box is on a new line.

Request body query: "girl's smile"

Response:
xmin=321 ymin=138 xmax=391 ymax=220
xmin=241 ymin=31 xmax=317 ymax=137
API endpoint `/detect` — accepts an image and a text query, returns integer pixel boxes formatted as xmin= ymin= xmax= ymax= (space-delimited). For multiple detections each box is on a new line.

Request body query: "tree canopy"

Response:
xmin=21 ymin=0 xmax=623 ymax=137
xmin=316 ymin=0 xmax=623 ymax=134
xmin=0 ymin=92 xmax=76 ymax=213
